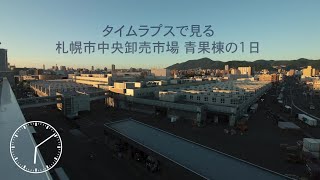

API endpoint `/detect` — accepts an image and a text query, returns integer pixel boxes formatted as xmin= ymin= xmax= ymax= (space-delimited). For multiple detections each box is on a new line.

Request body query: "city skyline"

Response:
xmin=1 ymin=0 xmax=320 ymax=69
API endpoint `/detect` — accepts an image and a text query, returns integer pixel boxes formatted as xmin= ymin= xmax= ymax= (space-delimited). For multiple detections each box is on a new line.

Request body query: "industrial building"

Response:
xmin=107 ymin=80 xmax=271 ymax=126
xmin=69 ymin=73 xmax=142 ymax=88
xmin=30 ymin=80 xmax=96 ymax=96
xmin=70 ymin=74 xmax=113 ymax=88
xmin=56 ymin=91 xmax=90 ymax=119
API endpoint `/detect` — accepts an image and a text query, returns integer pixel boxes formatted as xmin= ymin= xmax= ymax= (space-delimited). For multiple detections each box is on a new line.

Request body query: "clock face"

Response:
xmin=10 ymin=121 xmax=62 ymax=174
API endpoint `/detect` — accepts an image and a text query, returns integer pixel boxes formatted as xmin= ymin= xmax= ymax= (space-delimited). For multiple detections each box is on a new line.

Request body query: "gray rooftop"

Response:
xmin=0 ymin=78 xmax=52 ymax=180
xmin=105 ymin=119 xmax=289 ymax=180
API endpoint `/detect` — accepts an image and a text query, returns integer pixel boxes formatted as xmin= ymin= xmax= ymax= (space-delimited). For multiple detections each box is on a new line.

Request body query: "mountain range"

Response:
xmin=166 ymin=58 xmax=320 ymax=71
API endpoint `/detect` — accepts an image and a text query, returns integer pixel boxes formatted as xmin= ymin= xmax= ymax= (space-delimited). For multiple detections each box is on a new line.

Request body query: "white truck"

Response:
xmin=298 ymin=114 xmax=317 ymax=127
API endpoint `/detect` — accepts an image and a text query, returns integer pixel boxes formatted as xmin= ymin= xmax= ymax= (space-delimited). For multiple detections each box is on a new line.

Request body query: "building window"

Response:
xmin=197 ymin=96 xmax=200 ymax=101
xmin=204 ymin=97 xmax=208 ymax=101
xmin=221 ymin=98 xmax=225 ymax=104
xmin=231 ymin=99 xmax=238 ymax=104
xmin=190 ymin=95 xmax=193 ymax=100
xmin=212 ymin=97 xmax=216 ymax=103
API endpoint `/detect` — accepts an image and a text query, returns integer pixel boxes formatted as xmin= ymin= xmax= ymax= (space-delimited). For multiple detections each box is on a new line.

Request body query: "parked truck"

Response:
xmin=297 ymin=114 xmax=317 ymax=127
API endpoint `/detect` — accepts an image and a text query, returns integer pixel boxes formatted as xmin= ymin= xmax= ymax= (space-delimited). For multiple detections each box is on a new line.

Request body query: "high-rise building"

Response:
xmin=238 ymin=66 xmax=252 ymax=76
xmin=112 ymin=64 xmax=115 ymax=72
xmin=0 ymin=49 xmax=8 ymax=71
xmin=43 ymin=64 xmax=45 ymax=70
xmin=91 ymin=66 xmax=94 ymax=71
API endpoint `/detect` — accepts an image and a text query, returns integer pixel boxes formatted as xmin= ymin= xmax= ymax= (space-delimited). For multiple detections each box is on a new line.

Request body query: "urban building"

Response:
xmin=302 ymin=66 xmax=316 ymax=77
xmin=238 ymin=66 xmax=252 ymax=76
xmin=60 ymin=66 xmax=66 ymax=71
xmin=151 ymin=68 xmax=171 ymax=79
xmin=230 ymin=68 xmax=241 ymax=75
xmin=38 ymin=74 xmax=62 ymax=80
xmin=112 ymin=64 xmax=116 ymax=72
xmin=261 ymin=69 xmax=269 ymax=74
xmin=0 ymin=48 xmax=15 ymax=86
xmin=259 ymin=74 xmax=279 ymax=82
xmin=313 ymin=80 xmax=320 ymax=96
xmin=71 ymin=74 xmax=112 ymax=88
xmin=287 ymin=69 xmax=295 ymax=76
xmin=34 ymin=69 xmax=43 ymax=75
xmin=56 ymin=91 xmax=90 ymax=119
xmin=225 ymin=65 xmax=229 ymax=71
xmin=30 ymin=80 xmax=95 ymax=96
xmin=0 ymin=49 xmax=8 ymax=71
xmin=107 ymin=80 xmax=271 ymax=126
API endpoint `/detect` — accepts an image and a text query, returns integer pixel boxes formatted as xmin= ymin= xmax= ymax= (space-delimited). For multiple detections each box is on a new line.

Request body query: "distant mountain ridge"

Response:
xmin=166 ymin=58 xmax=320 ymax=71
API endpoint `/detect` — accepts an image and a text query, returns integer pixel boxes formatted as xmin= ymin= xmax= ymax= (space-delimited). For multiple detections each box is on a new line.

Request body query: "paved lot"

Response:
xmin=22 ymin=101 xmax=156 ymax=180
xmin=22 ymin=100 xmax=197 ymax=180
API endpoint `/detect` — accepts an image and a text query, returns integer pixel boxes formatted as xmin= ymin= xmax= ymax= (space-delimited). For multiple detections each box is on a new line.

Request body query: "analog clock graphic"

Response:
xmin=10 ymin=121 xmax=62 ymax=173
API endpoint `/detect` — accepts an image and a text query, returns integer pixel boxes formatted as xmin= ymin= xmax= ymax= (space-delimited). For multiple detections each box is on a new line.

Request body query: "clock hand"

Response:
xmin=33 ymin=133 xmax=56 ymax=164
xmin=33 ymin=147 xmax=38 ymax=164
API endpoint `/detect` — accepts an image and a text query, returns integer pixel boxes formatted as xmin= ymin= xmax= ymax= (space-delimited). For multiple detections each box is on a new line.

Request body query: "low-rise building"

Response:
xmin=259 ymin=74 xmax=279 ymax=82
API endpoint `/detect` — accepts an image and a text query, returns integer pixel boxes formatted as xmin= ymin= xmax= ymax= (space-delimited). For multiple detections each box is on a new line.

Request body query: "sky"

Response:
xmin=0 ymin=0 xmax=319 ymax=69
